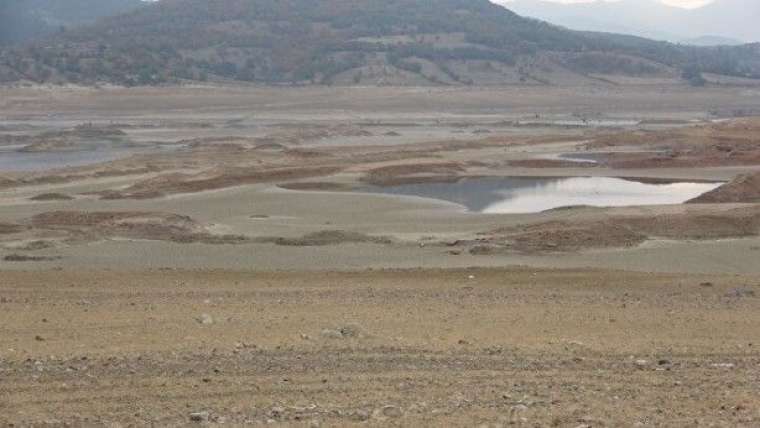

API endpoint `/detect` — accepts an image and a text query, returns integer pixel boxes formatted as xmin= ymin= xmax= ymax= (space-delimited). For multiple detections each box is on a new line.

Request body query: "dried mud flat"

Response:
xmin=1 ymin=268 xmax=760 ymax=427
xmin=2 ymin=86 xmax=760 ymax=269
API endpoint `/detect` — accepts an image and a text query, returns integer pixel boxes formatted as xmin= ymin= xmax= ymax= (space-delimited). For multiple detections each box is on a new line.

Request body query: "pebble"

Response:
xmin=711 ymin=363 xmax=736 ymax=369
xmin=320 ymin=329 xmax=344 ymax=339
xmin=511 ymin=404 xmax=528 ymax=413
xmin=189 ymin=411 xmax=210 ymax=422
xmin=725 ymin=288 xmax=756 ymax=299
xmin=196 ymin=314 xmax=214 ymax=325
xmin=350 ymin=409 xmax=370 ymax=421
xmin=268 ymin=406 xmax=285 ymax=419
xmin=321 ymin=325 xmax=361 ymax=339
xmin=381 ymin=405 xmax=403 ymax=418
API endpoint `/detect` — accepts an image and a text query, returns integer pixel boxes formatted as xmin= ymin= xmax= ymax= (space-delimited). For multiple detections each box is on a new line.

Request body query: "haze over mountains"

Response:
xmin=0 ymin=0 xmax=145 ymax=45
xmin=1 ymin=0 xmax=759 ymax=86
xmin=500 ymin=0 xmax=760 ymax=45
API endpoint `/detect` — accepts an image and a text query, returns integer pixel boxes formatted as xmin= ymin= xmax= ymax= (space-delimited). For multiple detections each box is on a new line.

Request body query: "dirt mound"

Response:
xmin=278 ymin=182 xmax=352 ymax=191
xmin=362 ymin=162 xmax=466 ymax=186
xmin=0 ymin=175 xmax=17 ymax=189
xmin=3 ymin=254 xmax=61 ymax=262
xmin=688 ymin=172 xmax=760 ymax=204
xmin=0 ymin=223 xmax=24 ymax=234
xmin=189 ymin=142 xmax=248 ymax=153
xmin=474 ymin=206 xmax=760 ymax=253
xmin=9 ymin=240 xmax=57 ymax=251
xmin=620 ymin=208 xmax=760 ymax=239
xmin=70 ymin=124 xmax=126 ymax=139
xmin=8 ymin=125 xmax=127 ymax=153
xmin=30 ymin=193 xmax=74 ymax=201
xmin=508 ymin=159 xmax=597 ymax=168
xmin=257 ymin=230 xmax=392 ymax=246
xmin=479 ymin=220 xmax=646 ymax=253
xmin=28 ymin=211 xmax=247 ymax=244
xmin=102 ymin=166 xmax=341 ymax=199
xmin=253 ymin=142 xmax=287 ymax=151
xmin=588 ymin=118 xmax=760 ymax=168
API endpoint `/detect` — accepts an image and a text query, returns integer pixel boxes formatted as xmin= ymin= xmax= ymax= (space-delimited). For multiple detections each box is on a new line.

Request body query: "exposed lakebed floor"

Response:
xmin=1 ymin=86 xmax=760 ymax=426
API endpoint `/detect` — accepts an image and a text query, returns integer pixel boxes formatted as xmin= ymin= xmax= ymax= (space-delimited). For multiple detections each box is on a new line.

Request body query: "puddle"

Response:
xmin=363 ymin=176 xmax=723 ymax=214
xmin=0 ymin=143 xmax=173 ymax=172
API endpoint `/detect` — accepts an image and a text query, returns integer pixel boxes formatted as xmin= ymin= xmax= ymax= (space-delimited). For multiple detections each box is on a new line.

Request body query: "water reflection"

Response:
xmin=365 ymin=176 xmax=723 ymax=214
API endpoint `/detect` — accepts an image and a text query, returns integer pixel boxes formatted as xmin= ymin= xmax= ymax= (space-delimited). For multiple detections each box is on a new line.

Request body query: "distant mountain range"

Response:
xmin=1 ymin=0 xmax=759 ymax=86
xmin=0 ymin=0 xmax=146 ymax=46
xmin=500 ymin=0 xmax=760 ymax=45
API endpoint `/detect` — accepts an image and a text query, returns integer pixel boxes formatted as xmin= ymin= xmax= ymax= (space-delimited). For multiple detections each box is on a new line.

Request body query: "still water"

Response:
xmin=365 ymin=176 xmax=723 ymax=214
xmin=0 ymin=143 xmax=170 ymax=172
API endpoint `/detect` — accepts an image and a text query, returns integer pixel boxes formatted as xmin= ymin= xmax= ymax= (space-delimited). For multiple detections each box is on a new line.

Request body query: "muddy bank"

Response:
xmin=256 ymin=230 xmax=392 ymax=246
xmin=0 ymin=222 xmax=24 ymax=234
xmin=588 ymin=118 xmax=760 ymax=168
xmin=360 ymin=162 xmax=468 ymax=186
xmin=29 ymin=192 xmax=74 ymax=201
xmin=689 ymin=172 xmax=760 ymax=204
xmin=463 ymin=205 xmax=760 ymax=253
xmin=22 ymin=211 xmax=248 ymax=245
xmin=277 ymin=182 xmax=354 ymax=191
xmin=99 ymin=166 xmax=342 ymax=199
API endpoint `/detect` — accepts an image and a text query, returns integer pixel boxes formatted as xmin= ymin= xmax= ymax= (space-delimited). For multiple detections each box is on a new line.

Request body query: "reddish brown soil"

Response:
xmin=508 ymin=159 xmax=598 ymax=168
xmin=589 ymin=118 xmax=760 ymax=168
xmin=255 ymin=230 xmax=392 ymax=246
xmin=0 ymin=223 xmax=24 ymax=234
xmin=689 ymin=172 xmax=760 ymax=203
xmin=469 ymin=206 xmax=760 ymax=253
xmin=101 ymin=166 xmax=342 ymax=199
xmin=27 ymin=211 xmax=247 ymax=244
xmin=361 ymin=162 xmax=466 ymax=185
xmin=277 ymin=182 xmax=353 ymax=191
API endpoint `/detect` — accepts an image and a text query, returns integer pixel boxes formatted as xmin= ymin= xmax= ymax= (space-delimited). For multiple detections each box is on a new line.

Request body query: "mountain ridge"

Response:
xmin=1 ymin=0 xmax=759 ymax=86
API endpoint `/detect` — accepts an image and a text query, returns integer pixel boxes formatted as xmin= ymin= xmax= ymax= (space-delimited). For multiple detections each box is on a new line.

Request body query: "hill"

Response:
xmin=683 ymin=36 xmax=744 ymax=47
xmin=1 ymin=0 xmax=759 ymax=86
xmin=501 ymin=0 xmax=760 ymax=45
xmin=0 ymin=0 xmax=146 ymax=46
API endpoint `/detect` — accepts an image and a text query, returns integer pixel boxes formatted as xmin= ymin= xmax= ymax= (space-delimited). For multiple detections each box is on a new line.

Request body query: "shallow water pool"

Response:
xmin=364 ymin=176 xmax=723 ymax=214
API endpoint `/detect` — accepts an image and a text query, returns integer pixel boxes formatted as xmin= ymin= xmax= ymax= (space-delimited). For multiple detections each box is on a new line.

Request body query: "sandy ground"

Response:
xmin=2 ymin=268 xmax=760 ymax=427
xmin=2 ymin=85 xmax=760 ymax=426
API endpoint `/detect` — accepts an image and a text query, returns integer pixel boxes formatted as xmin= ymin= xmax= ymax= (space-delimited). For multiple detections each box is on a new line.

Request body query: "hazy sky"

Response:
xmin=501 ymin=0 xmax=713 ymax=9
